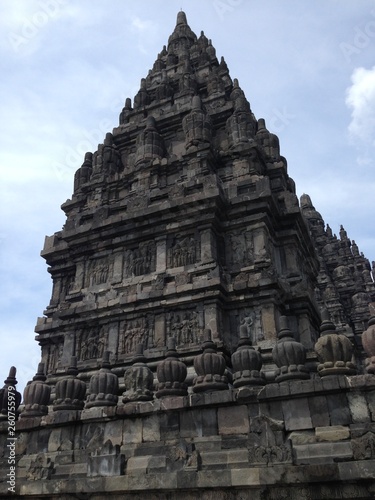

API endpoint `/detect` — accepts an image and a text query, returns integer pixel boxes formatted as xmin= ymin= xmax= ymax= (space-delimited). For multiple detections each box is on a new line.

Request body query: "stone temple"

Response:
xmin=1 ymin=11 xmax=375 ymax=499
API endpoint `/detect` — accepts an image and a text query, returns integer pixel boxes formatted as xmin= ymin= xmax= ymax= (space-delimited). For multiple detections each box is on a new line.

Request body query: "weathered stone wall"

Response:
xmin=1 ymin=374 xmax=375 ymax=498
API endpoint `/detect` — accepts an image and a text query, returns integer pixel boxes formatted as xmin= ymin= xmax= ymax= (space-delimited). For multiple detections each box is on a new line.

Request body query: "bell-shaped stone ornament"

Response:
xmin=315 ymin=309 xmax=356 ymax=377
xmin=122 ymin=344 xmax=154 ymax=403
xmin=0 ymin=366 xmax=22 ymax=420
xmin=85 ymin=351 xmax=118 ymax=408
xmin=362 ymin=316 xmax=375 ymax=374
xmin=156 ymin=337 xmax=188 ymax=397
xmin=22 ymin=363 xmax=51 ymax=418
xmin=193 ymin=329 xmax=228 ymax=393
xmin=231 ymin=325 xmax=265 ymax=387
xmin=53 ymin=356 xmax=86 ymax=411
xmin=272 ymin=316 xmax=309 ymax=382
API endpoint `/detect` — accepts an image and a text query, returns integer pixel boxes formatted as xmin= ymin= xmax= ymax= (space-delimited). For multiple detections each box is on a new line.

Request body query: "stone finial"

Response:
xmin=0 ymin=367 xmax=22 ymax=420
xmin=85 ymin=351 xmax=118 ymax=408
xmin=156 ymin=337 xmax=188 ymax=397
xmin=22 ymin=363 xmax=51 ymax=418
xmin=192 ymin=329 xmax=228 ymax=393
xmin=182 ymin=96 xmax=212 ymax=151
xmin=255 ymin=118 xmax=280 ymax=160
xmin=315 ymin=309 xmax=356 ymax=377
xmin=74 ymin=152 xmax=93 ymax=192
xmin=119 ymin=98 xmax=132 ymax=125
xmin=362 ymin=316 xmax=375 ymax=374
xmin=272 ymin=316 xmax=309 ymax=382
xmin=135 ymin=115 xmax=164 ymax=165
xmin=53 ymin=356 xmax=86 ymax=411
xmin=133 ymin=78 xmax=150 ymax=109
xmin=226 ymin=95 xmax=256 ymax=148
xmin=231 ymin=324 xmax=265 ymax=387
xmin=122 ymin=344 xmax=154 ymax=403
xmin=176 ymin=10 xmax=188 ymax=26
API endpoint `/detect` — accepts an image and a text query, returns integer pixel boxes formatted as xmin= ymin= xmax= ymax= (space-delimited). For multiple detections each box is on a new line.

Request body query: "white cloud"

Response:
xmin=346 ymin=66 xmax=375 ymax=146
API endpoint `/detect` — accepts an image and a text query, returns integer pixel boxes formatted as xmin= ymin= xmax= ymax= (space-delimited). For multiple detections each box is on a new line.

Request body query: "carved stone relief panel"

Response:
xmin=76 ymin=326 xmax=107 ymax=362
xmin=119 ymin=315 xmax=155 ymax=356
xmin=167 ymin=234 xmax=200 ymax=268
xmin=232 ymin=308 xmax=264 ymax=346
xmin=123 ymin=240 xmax=156 ymax=278
xmin=85 ymin=256 xmax=114 ymax=288
xmin=166 ymin=308 xmax=204 ymax=347
xmin=47 ymin=341 xmax=64 ymax=374
xmin=228 ymin=230 xmax=254 ymax=268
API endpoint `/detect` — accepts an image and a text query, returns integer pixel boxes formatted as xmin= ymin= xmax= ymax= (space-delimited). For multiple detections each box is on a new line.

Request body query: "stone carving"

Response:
xmin=168 ymin=310 xmax=201 ymax=347
xmin=362 ymin=315 xmax=375 ymax=374
xmin=0 ymin=366 xmax=21 ymax=420
xmin=226 ymin=95 xmax=256 ymax=148
xmin=88 ymin=441 xmax=124 ymax=477
xmin=124 ymin=240 xmax=156 ymax=277
xmin=255 ymin=118 xmax=280 ymax=160
xmin=122 ymin=344 xmax=153 ymax=403
xmin=178 ymin=61 xmax=197 ymax=96
xmin=167 ymin=441 xmax=200 ymax=471
xmin=229 ymin=230 xmax=254 ymax=268
xmin=155 ymin=69 xmax=173 ymax=101
xmin=156 ymin=337 xmax=188 ymax=397
xmin=252 ymin=444 xmax=292 ymax=465
xmin=231 ymin=323 xmax=265 ymax=387
xmin=85 ymin=351 xmax=118 ymax=408
xmin=168 ymin=235 xmax=198 ymax=268
xmin=47 ymin=342 xmax=63 ymax=374
xmin=101 ymin=132 xmax=121 ymax=176
xmin=22 ymin=363 xmax=51 ymax=418
xmin=120 ymin=317 xmax=153 ymax=355
xmin=193 ymin=329 xmax=228 ymax=392
xmin=315 ymin=309 xmax=356 ymax=376
xmin=135 ymin=116 xmax=164 ymax=165
xmin=74 ymin=152 xmax=93 ymax=192
xmin=119 ymin=97 xmax=132 ymax=125
xmin=26 ymin=454 xmax=54 ymax=481
xmin=182 ymin=96 xmax=212 ymax=150
xmin=352 ymin=431 xmax=375 ymax=460
xmin=87 ymin=257 xmax=114 ymax=287
xmin=272 ymin=316 xmax=309 ymax=382
xmin=133 ymin=78 xmax=150 ymax=109
xmin=78 ymin=327 xmax=106 ymax=362
xmin=53 ymin=356 xmax=86 ymax=411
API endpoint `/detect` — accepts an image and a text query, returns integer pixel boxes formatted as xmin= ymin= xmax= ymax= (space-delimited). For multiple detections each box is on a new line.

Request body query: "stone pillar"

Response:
xmin=107 ymin=323 xmax=119 ymax=360
xmin=61 ymin=332 xmax=75 ymax=369
xmin=154 ymin=314 xmax=166 ymax=348
xmin=156 ymin=236 xmax=167 ymax=272
xmin=112 ymin=251 xmax=123 ymax=284
xmin=72 ymin=259 xmax=85 ymax=292
xmin=200 ymin=226 xmax=217 ymax=264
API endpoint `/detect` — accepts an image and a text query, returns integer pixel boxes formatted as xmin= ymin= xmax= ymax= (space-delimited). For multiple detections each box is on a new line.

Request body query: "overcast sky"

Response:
xmin=1 ymin=0 xmax=375 ymax=395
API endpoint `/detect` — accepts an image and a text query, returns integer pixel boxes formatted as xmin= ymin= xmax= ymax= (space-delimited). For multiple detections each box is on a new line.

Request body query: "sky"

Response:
xmin=1 ymin=0 xmax=375 ymax=395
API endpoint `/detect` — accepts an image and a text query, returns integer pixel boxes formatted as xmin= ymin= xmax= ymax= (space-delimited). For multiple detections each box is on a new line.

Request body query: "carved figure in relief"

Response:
xmin=121 ymin=318 xmax=152 ymax=355
xmin=171 ymin=311 xmax=200 ymax=346
xmin=124 ymin=242 xmax=156 ymax=278
xmin=230 ymin=231 xmax=254 ymax=267
xmin=169 ymin=236 xmax=197 ymax=268
xmin=79 ymin=328 xmax=106 ymax=361
xmin=47 ymin=343 xmax=63 ymax=373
